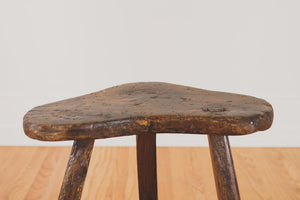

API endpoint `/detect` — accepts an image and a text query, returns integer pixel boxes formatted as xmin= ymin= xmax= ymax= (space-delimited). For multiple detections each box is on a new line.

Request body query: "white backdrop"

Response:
xmin=1 ymin=0 xmax=299 ymax=146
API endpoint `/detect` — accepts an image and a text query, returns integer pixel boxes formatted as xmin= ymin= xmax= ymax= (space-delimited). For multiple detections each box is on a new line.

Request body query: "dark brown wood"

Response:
xmin=23 ymin=82 xmax=273 ymax=141
xmin=59 ymin=139 xmax=95 ymax=200
xmin=208 ymin=134 xmax=240 ymax=200
xmin=136 ymin=134 xmax=158 ymax=200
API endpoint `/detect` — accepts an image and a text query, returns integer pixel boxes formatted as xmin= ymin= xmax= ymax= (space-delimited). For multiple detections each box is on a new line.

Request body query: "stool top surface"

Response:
xmin=23 ymin=82 xmax=273 ymax=141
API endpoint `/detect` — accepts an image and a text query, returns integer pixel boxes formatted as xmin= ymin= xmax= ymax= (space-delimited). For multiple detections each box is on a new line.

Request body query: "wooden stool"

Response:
xmin=23 ymin=82 xmax=273 ymax=200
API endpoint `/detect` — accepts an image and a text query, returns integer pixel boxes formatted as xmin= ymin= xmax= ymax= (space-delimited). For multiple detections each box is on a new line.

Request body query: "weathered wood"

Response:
xmin=208 ymin=134 xmax=240 ymax=200
xmin=136 ymin=134 xmax=158 ymax=200
xmin=23 ymin=82 xmax=273 ymax=141
xmin=58 ymin=139 xmax=94 ymax=200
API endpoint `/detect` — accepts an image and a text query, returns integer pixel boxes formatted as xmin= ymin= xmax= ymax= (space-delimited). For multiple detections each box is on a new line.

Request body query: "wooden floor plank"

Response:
xmin=0 ymin=147 xmax=299 ymax=200
xmin=232 ymin=148 xmax=300 ymax=200
xmin=0 ymin=147 xmax=49 ymax=200
xmin=24 ymin=147 xmax=70 ymax=200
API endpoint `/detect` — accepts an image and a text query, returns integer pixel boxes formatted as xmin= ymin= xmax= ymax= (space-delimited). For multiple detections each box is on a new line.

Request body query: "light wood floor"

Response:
xmin=0 ymin=147 xmax=299 ymax=200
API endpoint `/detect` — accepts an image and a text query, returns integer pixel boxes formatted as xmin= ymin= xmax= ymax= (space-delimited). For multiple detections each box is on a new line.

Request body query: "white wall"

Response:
xmin=1 ymin=0 xmax=299 ymax=146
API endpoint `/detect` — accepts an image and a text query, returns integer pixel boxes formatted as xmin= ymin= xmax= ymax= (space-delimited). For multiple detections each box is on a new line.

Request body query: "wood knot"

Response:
xmin=136 ymin=120 xmax=148 ymax=126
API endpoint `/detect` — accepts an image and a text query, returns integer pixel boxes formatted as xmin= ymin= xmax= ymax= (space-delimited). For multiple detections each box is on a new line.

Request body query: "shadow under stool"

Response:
xmin=23 ymin=82 xmax=273 ymax=200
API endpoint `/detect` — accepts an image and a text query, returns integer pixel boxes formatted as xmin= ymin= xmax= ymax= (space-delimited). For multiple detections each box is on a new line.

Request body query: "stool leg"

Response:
xmin=208 ymin=134 xmax=240 ymax=200
xmin=59 ymin=139 xmax=95 ymax=200
xmin=136 ymin=134 xmax=158 ymax=200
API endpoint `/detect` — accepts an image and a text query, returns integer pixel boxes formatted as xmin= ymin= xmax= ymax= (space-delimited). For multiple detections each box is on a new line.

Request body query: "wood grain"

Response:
xmin=136 ymin=134 xmax=158 ymax=200
xmin=208 ymin=135 xmax=240 ymax=200
xmin=1 ymin=147 xmax=299 ymax=200
xmin=23 ymin=82 xmax=273 ymax=141
xmin=58 ymin=140 xmax=94 ymax=200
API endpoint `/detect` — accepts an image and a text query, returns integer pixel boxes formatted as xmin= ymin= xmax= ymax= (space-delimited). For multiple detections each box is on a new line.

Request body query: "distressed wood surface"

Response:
xmin=208 ymin=135 xmax=240 ymax=200
xmin=1 ymin=147 xmax=300 ymax=200
xmin=58 ymin=139 xmax=94 ymax=200
xmin=23 ymin=82 xmax=273 ymax=141
xmin=136 ymin=134 xmax=158 ymax=200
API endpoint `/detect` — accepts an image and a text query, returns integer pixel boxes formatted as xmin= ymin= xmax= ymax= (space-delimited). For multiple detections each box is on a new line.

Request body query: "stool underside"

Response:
xmin=23 ymin=82 xmax=273 ymax=141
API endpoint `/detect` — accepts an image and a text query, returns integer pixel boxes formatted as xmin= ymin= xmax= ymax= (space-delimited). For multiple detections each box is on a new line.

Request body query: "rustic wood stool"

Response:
xmin=23 ymin=82 xmax=273 ymax=200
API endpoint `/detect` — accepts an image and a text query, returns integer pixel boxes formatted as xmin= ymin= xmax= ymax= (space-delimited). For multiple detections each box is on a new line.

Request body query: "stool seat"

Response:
xmin=23 ymin=82 xmax=273 ymax=141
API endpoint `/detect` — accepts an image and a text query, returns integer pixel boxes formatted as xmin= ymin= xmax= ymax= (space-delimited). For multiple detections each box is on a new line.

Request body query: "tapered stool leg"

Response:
xmin=59 ymin=139 xmax=95 ymax=200
xmin=208 ymin=134 xmax=240 ymax=200
xmin=136 ymin=134 xmax=158 ymax=200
